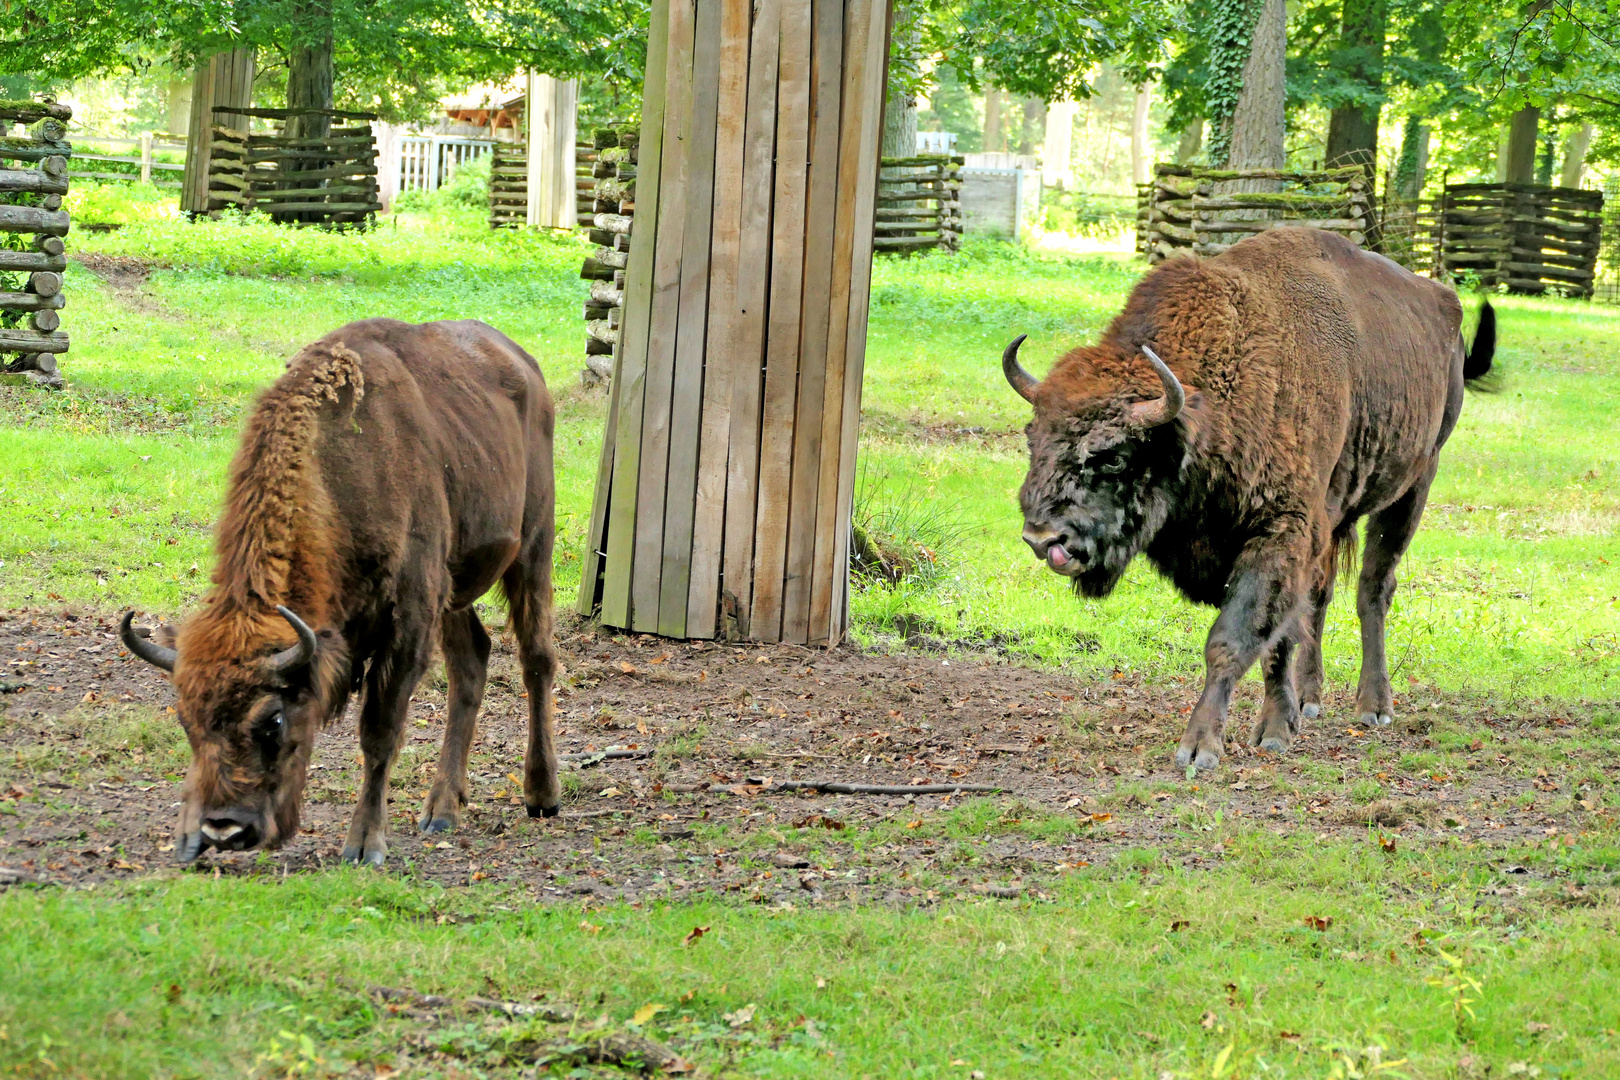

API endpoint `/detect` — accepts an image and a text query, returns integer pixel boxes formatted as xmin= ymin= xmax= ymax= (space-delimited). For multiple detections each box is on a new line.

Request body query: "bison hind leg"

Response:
xmin=418 ymin=607 xmax=493 ymax=835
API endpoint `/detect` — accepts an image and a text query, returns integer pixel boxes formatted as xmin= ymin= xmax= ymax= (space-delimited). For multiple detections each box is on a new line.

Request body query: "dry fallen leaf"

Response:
xmin=723 ymin=1003 xmax=756 ymax=1027
xmin=632 ymin=1002 xmax=666 ymax=1025
xmin=1090 ymin=812 xmax=1113 ymax=823
xmin=906 ymin=820 xmax=923 ymax=829
xmin=619 ymin=662 xmax=637 ymax=674
xmin=1304 ymin=916 xmax=1333 ymax=932
xmin=1168 ymin=920 xmax=1191 ymax=933
xmin=579 ymin=920 xmax=603 ymax=935
xmin=683 ymin=925 xmax=710 ymax=946
xmin=1379 ymin=836 xmax=1397 ymax=854
xmin=1200 ymin=1011 xmax=1217 ymax=1029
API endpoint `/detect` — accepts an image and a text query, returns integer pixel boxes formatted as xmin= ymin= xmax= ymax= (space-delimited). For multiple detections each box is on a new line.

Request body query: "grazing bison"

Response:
xmin=1004 ymin=228 xmax=1494 ymax=771
xmin=122 ymin=319 xmax=561 ymax=864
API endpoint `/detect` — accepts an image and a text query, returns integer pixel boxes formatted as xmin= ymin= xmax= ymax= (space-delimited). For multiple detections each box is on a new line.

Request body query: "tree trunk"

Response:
xmin=1042 ymin=101 xmax=1077 ymax=188
xmin=1018 ymin=96 xmax=1044 ymax=156
xmin=1394 ymin=117 xmax=1429 ymax=200
xmin=1130 ymin=84 xmax=1153 ymax=185
xmin=1175 ymin=118 xmax=1203 ymax=163
xmin=1561 ymin=122 xmax=1593 ymax=188
xmin=287 ymin=12 xmax=336 ymax=143
xmin=166 ymin=77 xmax=192 ymax=138
xmin=1504 ymin=106 xmax=1538 ymax=184
xmin=1535 ymin=132 xmax=1556 ymax=186
xmin=881 ymin=88 xmax=917 ymax=158
xmin=983 ymin=87 xmax=1005 ymax=153
xmin=1323 ymin=0 xmax=1387 ymax=169
xmin=1226 ymin=0 xmax=1286 ymax=170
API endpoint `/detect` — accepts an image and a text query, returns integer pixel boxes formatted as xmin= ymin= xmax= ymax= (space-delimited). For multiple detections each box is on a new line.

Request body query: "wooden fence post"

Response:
xmin=578 ymin=0 xmax=891 ymax=645
xmin=525 ymin=73 xmax=580 ymax=229
xmin=139 ymin=133 xmax=152 ymax=184
xmin=181 ymin=48 xmax=254 ymax=214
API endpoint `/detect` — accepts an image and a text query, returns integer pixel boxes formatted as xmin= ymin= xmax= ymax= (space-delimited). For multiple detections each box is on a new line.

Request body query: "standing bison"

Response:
xmin=122 ymin=319 xmax=561 ymax=864
xmin=1005 ymin=229 xmax=1494 ymax=771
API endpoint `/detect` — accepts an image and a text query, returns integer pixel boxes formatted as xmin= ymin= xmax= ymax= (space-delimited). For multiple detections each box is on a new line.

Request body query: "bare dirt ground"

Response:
xmin=0 ymin=605 xmax=1608 ymax=904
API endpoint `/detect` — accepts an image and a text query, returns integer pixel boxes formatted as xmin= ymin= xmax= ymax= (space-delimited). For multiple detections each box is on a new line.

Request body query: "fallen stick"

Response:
xmin=562 ymin=747 xmax=650 ymax=768
xmin=771 ymin=781 xmax=1005 ymax=796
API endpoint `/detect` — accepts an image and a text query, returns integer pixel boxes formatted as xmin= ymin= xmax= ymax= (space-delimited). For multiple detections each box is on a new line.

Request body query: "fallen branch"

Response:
xmin=562 ymin=747 xmax=651 ymax=768
xmin=771 ymin=781 xmax=1004 ymax=796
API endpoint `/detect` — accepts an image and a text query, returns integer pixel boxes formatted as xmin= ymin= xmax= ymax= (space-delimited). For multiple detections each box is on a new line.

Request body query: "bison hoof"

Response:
xmin=419 ymin=816 xmax=454 ymax=835
xmin=1194 ymin=750 xmax=1221 ymax=771
xmin=1359 ymin=710 xmax=1393 ymax=728
xmin=1259 ymin=737 xmax=1291 ymax=754
xmin=527 ymin=803 xmax=560 ymax=819
xmin=341 ymin=844 xmax=387 ymax=867
xmin=1301 ymin=703 xmax=1321 ymax=720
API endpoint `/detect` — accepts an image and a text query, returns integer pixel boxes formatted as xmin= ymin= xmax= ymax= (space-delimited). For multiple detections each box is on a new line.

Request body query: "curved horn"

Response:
xmin=1126 ymin=345 xmax=1186 ymax=428
xmin=268 ymin=605 xmax=318 ymax=676
xmin=121 ymin=611 xmax=177 ymax=672
xmin=1002 ymin=335 xmax=1037 ymax=402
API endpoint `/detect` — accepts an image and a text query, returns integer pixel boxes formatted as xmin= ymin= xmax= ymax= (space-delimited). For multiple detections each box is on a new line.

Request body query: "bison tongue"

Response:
xmin=1047 ymin=544 xmax=1072 ymax=569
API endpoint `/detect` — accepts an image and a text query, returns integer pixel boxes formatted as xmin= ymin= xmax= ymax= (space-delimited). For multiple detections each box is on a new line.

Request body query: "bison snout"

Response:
xmin=1023 ymin=523 xmax=1079 ymax=574
xmin=199 ymin=810 xmax=261 ymax=852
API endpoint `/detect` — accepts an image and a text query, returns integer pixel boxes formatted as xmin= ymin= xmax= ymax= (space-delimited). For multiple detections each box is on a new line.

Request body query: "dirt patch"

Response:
xmin=0 ymin=606 xmax=1609 ymax=903
xmin=72 ymin=253 xmax=152 ymax=291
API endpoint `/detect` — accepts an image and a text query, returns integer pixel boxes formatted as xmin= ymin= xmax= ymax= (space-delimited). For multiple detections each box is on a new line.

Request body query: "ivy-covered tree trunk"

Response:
xmin=287 ymin=2 xmax=335 ymax=143
xmin=1206 ymin=0 xmax=1285 ymax=170
xmin=1394 ymin=118 xmax=1429 ymax=200
xmin=1323 ymin=0 xmax=1387 ymax=169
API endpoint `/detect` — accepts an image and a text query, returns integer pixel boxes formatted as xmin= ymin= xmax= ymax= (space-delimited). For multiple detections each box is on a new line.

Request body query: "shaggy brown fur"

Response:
xmin=130 ymin=319 xmax=561 ymax=864
xmin=1010 ymin=229 xmax=1494 ymax=771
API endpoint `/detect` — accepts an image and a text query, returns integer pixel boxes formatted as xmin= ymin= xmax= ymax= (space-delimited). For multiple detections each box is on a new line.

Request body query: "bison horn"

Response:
xmin=1002 ymin=335 xmax=1037 ymax=401
xmin=1127 ymin=345 xmax=1186 ymax=428
xmin=120 ymin=611 xmax=177 ymax=672
xmin=268 ymin=605 xmax=318 ymax=676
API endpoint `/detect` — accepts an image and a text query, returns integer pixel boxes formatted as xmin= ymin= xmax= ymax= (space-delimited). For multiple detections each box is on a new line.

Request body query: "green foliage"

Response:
xmin=1041 ymin=188 xmax=1137 ymax=239
xmin=63 ymin=180 xmax=179 ymax=228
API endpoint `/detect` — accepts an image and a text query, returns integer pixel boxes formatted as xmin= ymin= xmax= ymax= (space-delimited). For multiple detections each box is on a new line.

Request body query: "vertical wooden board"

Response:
xmin=686 ymin=0 xmax=754 ymax=638
xmin=598 ymin=0 xmax=673 ymax=627
xmin=780 ymin=0 xmax=845 ymax=643
xmin=721 ymin=0 xmax=783 ymax=639
xmin=749 ymin=0 xmax=813 ymax=643
xmin=658 ymin=0 xmax=726 ymax=637
xmin=808 ymin=0 xmax=875 ymax=641
xmin=829 ymin=0 xmax=892 ymax=642
xmin=631 ymin=0 xmax=699 ymax=632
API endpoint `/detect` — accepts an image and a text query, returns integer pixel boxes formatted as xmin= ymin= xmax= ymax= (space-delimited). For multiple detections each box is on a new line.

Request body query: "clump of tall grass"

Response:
xmin=849 ymin=463 xmax=965 ymax=587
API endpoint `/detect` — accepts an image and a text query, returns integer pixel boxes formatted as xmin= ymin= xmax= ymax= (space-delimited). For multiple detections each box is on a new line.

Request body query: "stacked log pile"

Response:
xmin=0 ymin=99 xmax=72 ymax=389
xmin=874 ymin=154 xmax=961 ymax=252
xmin=489 ymin=141 xmax=527 ymax=227
xmin=578 ymin=127 xmax=638 ymax=383
xmin=207 ymin=107 xmax=382 ymax=227
xmin=1439 ymin=183 xmax=1602 ymax=297
xmin=1145 ymin=164 xmax=1370 ymax=262
xmin=1135 ymin=182 xmax=1151 ymax=255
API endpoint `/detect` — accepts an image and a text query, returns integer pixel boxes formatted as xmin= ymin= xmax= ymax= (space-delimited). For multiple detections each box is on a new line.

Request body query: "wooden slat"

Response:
xmin=595 ymin=0 xmax=674 ymax=625
xmin=780 ymin=0 xmax=845 ymax=643
xmin=632 ymin=0 xmax=699 ymax=632
xmin=749 ymin=0 xmax=813 ymax=643
xmin=829 ymin=0 xmax=892 ymax=643
xmin=810 ymin=0 xmax=877 ymax=643
xmin=686 ymin=0 xmax=754 ymax=638
xmin=658 ymin=0 xmax=725 ymax=637
xmin=721 ymin=0 xmax=783 ymax=640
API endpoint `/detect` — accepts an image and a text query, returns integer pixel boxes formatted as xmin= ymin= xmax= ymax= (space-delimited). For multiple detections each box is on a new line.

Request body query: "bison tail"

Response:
xmin=1463 ymin=301 xmax=1497 ymax=391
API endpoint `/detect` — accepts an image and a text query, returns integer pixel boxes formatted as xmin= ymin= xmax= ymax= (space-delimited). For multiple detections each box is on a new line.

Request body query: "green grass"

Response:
xmin=3 ymin=834 xmax=1617 ymax=1078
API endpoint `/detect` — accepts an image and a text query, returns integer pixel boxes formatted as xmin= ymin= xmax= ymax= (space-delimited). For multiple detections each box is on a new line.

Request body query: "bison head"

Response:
xmin=1005 ymin=336 xmax=1188 ymax=598
xmin=121 ymin=605 xmax=337 ymax=863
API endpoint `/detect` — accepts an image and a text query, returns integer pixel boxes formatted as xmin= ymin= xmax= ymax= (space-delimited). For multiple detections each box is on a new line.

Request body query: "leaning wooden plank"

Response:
xmin=749 ymin=0 xmax=813 ymax=643
xmin=811 ymin=0 xmax=877 ymax=641
xmin=829 ymin=0 xmax=891 ymax=644
xmin=685 ymin=0 xmax=753 ymax=639
xmin=590 ymin=0 xmax=674 ymax=623
xmin=721 ymin=0 xmax=784 ymax=639
xmin=657 ymin=0 xmax=726 ymax=638
xmin=780 ymin=0 xmax=846 ymax=643
xmin=630 ymin=0 xmax=699 ymax=631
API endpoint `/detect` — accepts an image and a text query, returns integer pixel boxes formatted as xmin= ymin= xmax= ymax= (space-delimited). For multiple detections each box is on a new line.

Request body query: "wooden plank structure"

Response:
xmin=488 ymin=141 xmax=529 ymax=228
xmin=1438 ymin=182 xmax=1603 ymax=297
xmin=577 ymin=0 xmax=891 ymax=645
xmin=874 ymin=154 xmax=962 ymax=252
xmin=1145 ymin=163 xmax=1371 ymax=262
xmin=525 ymin=74 xmax=579 ymax=228
xmin=181 ymin=49 xmax=254 ymax=215
xmin=0 ymin=99 xmax=72 ymax=388
xmin=206 ymin=107 xmax=382 ymax=227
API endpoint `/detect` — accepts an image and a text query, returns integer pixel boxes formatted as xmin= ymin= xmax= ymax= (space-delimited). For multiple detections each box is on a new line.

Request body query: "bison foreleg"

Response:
xmin=1252 ymin=638 xmax=1302 ymax=753
xmin=420 ymin=609 xmax=492 ymax=834
xmin=1179 ymin=536 xmax=1312 ymax=772
xmin=344 ymin=630 xmax=432 ymax=866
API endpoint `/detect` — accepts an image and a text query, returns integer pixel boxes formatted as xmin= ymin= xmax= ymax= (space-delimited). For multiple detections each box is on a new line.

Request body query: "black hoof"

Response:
xmin=527 ymin=803 xmax=560 ymax=819
xmin=419 ymin=816 xmax=453 ymax=834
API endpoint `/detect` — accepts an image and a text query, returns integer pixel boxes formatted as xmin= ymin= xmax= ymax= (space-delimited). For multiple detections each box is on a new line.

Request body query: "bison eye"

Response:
xmin=254 ymin=710 xmax=286 ymax=751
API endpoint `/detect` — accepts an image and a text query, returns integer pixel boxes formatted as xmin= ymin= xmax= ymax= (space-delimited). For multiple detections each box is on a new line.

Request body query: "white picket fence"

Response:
xmin=394 ymin=134 xmax=499 ymax=193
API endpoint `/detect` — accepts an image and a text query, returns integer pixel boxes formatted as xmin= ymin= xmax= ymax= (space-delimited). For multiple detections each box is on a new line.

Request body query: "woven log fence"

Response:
xmin=0 ymin=99 xmax=72 ymax=389
xmin=874 ymin=154 xmax=961 ymax=253
xmin=578 ymin=127 xmax=638 ymax=384
xmin=207 ymin=107 xmax=382 ymax=227
xmin=1438 ymin=183 xmax=1602 ymax=297
xmin=488 ymin=141 xmax=528 ymax=228
xmin=1145 ymin=164 xmax=1371 ymax=262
